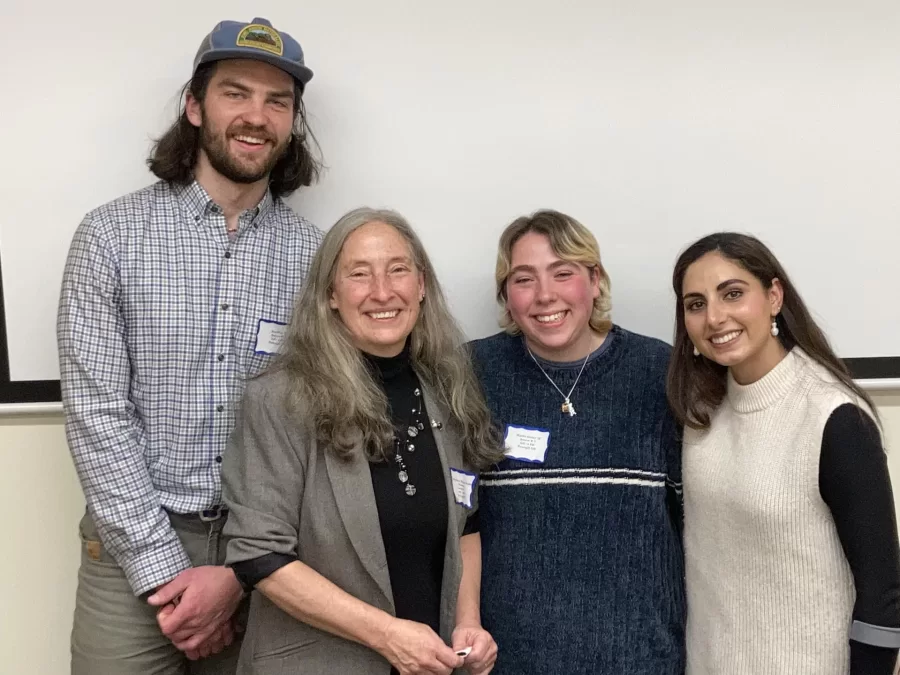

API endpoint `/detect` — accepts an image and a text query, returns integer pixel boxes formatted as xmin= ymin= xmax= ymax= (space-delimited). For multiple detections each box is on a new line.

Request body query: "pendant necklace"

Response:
xmin=527 ymin=349 xmax=590 ymax=417
xmin=392 ymin=387 xmax=425 ymax=496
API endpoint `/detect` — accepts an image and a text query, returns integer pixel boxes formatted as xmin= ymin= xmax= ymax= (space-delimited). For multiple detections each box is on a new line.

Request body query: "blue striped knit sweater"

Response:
xmin=470 ymin=325 xmax=686 ymax=674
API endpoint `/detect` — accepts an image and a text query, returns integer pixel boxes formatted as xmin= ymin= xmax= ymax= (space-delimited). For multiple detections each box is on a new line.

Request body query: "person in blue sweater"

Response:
xmin=469 ymin=209 xmax=686 ymax=674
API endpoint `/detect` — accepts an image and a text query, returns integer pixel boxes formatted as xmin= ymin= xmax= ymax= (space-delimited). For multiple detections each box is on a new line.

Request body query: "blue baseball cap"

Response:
xmin=193 ymin=17 xmax=313 ymax=88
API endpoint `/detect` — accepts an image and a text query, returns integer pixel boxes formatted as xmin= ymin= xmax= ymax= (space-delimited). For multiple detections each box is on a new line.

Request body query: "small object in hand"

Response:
xmin=455 ymin=646 xmax=472 ymax=658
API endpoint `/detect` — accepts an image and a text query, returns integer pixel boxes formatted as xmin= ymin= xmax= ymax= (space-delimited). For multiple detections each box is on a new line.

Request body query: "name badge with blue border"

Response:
xmin=450 ymin=468 xmax=477 ymax=508
xmin=504 ymin=424 xmax=550 ymax=463
xmin=255 ymin=319 xmax=287 ymax=355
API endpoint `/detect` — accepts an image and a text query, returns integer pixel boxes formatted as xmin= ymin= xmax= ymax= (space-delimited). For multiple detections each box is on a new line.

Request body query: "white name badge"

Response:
xmin=504 ymin=425 xmax=550 ymax=464
xmin=255 ymin=319 xmax=288 ymax=355
xmin=450 ymin=468 xmax=477 ymax=509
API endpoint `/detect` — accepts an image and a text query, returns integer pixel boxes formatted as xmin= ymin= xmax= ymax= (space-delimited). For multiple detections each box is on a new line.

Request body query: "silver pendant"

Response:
xmin=398 ymin=470 xmax=408 ymax=483
xmin=407 ymin=442 xmax=415 ymax=452
xmin=405 ymin=483 xmax=417 ymax=497
xmin=562 ymin=399 xmax=577 ymax=417
xmin=407 ymin=426 xmax=418 ymax=437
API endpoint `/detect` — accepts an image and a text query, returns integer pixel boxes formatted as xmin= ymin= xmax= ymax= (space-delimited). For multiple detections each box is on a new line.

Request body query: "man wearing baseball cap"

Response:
xmin=58 ymin=17 xmax=323 ymax=674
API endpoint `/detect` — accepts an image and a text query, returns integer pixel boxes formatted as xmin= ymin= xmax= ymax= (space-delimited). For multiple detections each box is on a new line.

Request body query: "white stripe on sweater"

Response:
xmin=482 ymin=467 xmax=667 ymax=480
xmin=481 ymin=475 xmax=666 ymax=488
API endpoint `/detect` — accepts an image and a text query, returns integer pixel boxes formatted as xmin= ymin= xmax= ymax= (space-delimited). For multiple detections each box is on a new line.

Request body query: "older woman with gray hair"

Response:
xmin=221 ymin=208 xmax=501 ymax=675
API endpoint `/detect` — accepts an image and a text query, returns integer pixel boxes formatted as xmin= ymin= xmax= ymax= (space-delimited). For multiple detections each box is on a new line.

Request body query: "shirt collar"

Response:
xmin=254 ymin=189 xmax=274 ymax=225
xmin=175 ymin=180 xmax=276 ymax=228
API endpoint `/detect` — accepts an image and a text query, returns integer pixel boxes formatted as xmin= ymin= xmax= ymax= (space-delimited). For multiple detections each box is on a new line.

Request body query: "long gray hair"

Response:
xmin=274 ymin=207 xmax=502 ymax=468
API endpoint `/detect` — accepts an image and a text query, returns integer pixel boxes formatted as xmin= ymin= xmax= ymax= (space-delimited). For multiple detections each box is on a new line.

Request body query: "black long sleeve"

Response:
xmin=819 ymin=403 xmax=900 ymax=675
xmin=231 ymin=552 xmax=298 ymax=590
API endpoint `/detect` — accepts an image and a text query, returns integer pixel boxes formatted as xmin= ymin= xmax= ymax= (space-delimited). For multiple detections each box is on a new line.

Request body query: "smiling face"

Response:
xmin=681 ymin=251 xmax=785 ymax=384
xmin=186 ymin=59 xmax=296 ymax=186
xmin=329 ymin=221 xmax=425 ymax=357
xmin=504 ymin=231 xmax=601 ymax=361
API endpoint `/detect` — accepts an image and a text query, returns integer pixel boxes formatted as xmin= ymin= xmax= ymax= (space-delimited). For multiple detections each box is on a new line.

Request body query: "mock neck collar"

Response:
xmin=727 ymin=347 xmax=801 ymax=413
xmin=362 ymin=340 xmax=412 ymax=382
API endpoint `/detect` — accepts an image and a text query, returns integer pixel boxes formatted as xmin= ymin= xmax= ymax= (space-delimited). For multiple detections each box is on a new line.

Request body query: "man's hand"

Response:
xmin=147 ymin=566 xmax=243 ymax=653
xmin=156 ymin=603 xmax=237 ymax=659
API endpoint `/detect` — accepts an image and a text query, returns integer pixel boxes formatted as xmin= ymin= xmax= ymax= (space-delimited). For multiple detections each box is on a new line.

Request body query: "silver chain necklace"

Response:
xmin=527 ymin=349 xmax=590 ymax=417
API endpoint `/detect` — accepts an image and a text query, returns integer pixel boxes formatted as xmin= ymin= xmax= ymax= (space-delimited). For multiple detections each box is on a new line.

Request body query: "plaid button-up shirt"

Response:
xmin=57 ymin=180 xmax=322 ymax=595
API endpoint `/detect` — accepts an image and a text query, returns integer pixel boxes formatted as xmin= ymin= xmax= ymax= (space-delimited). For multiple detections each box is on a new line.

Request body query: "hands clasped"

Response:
xmin=148 ymin=565 xmax=243 ymax=660
xmin=379 ymin=617 xmax=497 ymax=675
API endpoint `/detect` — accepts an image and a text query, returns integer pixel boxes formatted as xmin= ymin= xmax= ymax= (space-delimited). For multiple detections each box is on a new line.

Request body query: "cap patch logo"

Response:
xmin=236 ymin=24 xmax=284 ymax=56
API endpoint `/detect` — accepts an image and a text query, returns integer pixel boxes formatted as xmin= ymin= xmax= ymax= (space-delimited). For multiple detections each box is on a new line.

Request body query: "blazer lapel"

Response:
xmin=323 ymin=445 xmax=394 ymax=609
xmin=421 ymin=384 xmax=464 ymax=515
xmin=421 ymin=385 xmax=464 ymax=639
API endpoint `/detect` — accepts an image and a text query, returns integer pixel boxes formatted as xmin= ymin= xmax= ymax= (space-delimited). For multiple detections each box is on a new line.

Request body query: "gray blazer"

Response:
xmin=222 ymin=370 xmax=477 ymax=675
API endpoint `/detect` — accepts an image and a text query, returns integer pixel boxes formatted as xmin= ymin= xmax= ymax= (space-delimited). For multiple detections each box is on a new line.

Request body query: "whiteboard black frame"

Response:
xmin=0 ymin=253 xmax=61 ymax=403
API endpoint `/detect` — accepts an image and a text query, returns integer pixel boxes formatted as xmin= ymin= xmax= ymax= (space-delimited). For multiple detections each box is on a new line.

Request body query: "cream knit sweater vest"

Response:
xmin=684 ymin=349 xmax=858 ymax=674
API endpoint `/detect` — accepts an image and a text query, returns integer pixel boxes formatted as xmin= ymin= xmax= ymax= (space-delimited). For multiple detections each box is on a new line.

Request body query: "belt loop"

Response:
xmin=199 ymin=505 xmax=228 ymax=521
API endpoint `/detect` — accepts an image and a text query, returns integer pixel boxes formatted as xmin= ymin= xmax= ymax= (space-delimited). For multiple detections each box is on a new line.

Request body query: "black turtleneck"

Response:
xmin=231 ymin=344 xmax=449 ymax=652
xmin=365 ymin=344 xmax=448 ymax=645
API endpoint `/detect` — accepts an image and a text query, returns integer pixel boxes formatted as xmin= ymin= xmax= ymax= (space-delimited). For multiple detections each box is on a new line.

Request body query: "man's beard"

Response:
xmin=200 ymin=122 xmax=290 ymax=184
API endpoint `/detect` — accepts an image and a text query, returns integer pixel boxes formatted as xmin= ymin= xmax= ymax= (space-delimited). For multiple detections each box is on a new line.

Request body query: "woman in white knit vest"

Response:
xmin=666 ymin=232 xmax=900 ymax=675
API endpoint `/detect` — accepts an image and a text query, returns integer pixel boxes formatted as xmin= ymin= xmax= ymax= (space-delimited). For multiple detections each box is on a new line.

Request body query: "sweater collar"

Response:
xmin=520 ymin=324 xmax=620 ymax=370
xmin=361 ymin=339 xmax=412 ymax=383
xmin=727 ymin=347 xmax=801 ymax=413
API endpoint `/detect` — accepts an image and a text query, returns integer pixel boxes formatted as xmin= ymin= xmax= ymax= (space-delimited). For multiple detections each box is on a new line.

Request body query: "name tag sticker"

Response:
xmin=504 ymin=425 xmax=550 ymax=463
xmin=450 ymin=468 xmax=477 ymax=509
xmin=255 ymin=319 xmax=288 ymax=355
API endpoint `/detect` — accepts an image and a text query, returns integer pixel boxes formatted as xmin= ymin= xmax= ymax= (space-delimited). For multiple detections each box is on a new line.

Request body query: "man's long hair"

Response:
xmin=147 ymin=62 xmax=321 ymax=198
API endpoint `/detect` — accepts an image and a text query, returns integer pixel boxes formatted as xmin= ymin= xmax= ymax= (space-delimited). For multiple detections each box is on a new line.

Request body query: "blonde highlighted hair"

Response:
xmin=495 ymin=209 xmax=612 ymax=334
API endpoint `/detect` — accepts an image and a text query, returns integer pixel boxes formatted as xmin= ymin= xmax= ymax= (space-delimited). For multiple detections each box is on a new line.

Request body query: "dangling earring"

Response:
xmin=693 ymin=345 xmax=700 ymax=357
xmin=771 ymin=317 xmax=780 ymax=337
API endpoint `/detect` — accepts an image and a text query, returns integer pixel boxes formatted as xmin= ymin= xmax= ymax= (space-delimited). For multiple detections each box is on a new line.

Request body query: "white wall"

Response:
xmin=3 ymin=0 xmax=900 ymax=382
xmin=1 ymin=416 xmax=82 ymax=675
xmin=3 ymin=395 xmax=900 ymax=674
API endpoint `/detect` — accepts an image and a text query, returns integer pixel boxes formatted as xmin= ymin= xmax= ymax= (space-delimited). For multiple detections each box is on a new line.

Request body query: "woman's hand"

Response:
xmin=378 ymin=617 xmax=465 ymax=674
xmin=451 ymin=623 xmax=497 ymax=674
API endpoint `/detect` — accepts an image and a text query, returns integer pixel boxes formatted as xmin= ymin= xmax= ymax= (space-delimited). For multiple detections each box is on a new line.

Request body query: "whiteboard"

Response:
xmin=1 ymin=0 xmax=899 ymax=395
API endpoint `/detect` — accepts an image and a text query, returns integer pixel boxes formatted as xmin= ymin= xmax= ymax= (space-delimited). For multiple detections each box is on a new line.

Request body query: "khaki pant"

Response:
xmin=71 ymin=509 xmax=249 ymax=675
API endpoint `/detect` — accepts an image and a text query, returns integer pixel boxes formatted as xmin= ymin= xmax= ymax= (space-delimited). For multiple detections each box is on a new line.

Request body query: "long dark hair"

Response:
xmin=666 ymin=232 xmax=876 ymax=429
xmin=147 ymin=62 xmax=321 ymax=199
